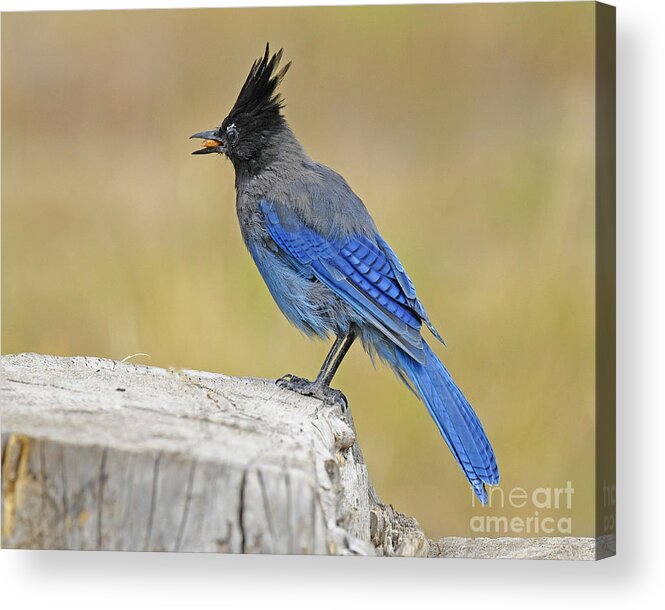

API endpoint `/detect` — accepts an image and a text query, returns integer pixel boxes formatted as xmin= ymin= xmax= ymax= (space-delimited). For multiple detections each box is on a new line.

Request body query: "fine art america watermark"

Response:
xmin=470 ymin=481 xmax=575 ymax=535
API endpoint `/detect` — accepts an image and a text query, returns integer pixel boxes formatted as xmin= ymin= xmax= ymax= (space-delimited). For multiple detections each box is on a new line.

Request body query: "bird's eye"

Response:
xmin=226 ymin=124 xmax=239 ymax=145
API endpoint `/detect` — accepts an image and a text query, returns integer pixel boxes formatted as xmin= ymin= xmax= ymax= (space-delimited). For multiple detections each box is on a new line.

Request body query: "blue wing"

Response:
xmin=260 ymin=199 xmax=441 ymax=363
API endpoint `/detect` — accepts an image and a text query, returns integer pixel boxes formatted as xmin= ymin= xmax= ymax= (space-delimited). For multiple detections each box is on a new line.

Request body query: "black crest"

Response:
xmin=226 ymin=44 xmax=291 ymax=129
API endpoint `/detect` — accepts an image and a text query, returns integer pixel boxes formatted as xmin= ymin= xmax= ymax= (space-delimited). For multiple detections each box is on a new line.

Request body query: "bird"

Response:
xmin=191 ymin=44 xmax=499 ymax=503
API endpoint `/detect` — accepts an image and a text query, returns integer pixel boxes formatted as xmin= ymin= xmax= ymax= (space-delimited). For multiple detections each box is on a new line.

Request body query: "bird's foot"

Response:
xmin=276 ymin=374 xmax=347 ymax=408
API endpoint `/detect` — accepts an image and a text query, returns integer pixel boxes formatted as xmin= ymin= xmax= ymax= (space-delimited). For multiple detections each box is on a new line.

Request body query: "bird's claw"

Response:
xmin=276 ymin=374 xmax=347 ymax=408
xmin=275 ymin=373 xmax=301 ymax=387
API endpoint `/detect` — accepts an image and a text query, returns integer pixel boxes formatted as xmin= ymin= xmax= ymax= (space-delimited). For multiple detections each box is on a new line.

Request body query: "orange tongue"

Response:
xmin=202 ymin=139 xmax=220 ymax=148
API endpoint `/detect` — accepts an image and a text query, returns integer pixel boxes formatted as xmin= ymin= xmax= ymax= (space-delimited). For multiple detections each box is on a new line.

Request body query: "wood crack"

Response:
xmin=97 ymin=447 xmax=108 ymax=549
xmin=238 ymin=469 xmax=248 ymax=553
xmin=174 ymin=459 xmax=197 ymax=552
xmin=256 ymin=468 xmax=275 ymax=548
xmin=143 ymin=451 xmax=161 ymax=551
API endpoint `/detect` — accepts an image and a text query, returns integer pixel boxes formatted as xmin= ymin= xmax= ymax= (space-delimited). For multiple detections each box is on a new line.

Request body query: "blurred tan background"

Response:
xmin=2 ymin=3 xmax=596 ymax=539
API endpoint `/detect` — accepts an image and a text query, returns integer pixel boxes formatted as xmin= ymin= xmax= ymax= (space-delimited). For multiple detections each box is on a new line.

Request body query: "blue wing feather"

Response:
xmin=261 ymin=199 xmax=435 ymax=362
xmin=374 ymin=235 xmax=445 ymax=344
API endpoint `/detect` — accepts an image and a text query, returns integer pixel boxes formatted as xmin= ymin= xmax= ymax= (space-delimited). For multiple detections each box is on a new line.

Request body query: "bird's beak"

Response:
xmin=190 ymin=130 xmax=226 ymax=155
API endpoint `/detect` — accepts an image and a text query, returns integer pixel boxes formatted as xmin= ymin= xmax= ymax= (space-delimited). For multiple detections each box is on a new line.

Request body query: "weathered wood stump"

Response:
xmin=0 ymin=353 xmax=427 ymax=555
xmin=1 ymin=353 xmax=610 ymax=559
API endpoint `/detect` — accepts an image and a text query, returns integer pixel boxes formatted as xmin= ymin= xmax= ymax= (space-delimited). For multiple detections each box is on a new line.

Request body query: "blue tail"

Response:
xmin=395 ymin=341 xmax=499 ymax=503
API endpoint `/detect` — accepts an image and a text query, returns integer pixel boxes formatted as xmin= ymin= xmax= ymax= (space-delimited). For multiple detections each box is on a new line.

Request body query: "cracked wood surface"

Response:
xmin=0 ymin=353 xmax=428 ymax=555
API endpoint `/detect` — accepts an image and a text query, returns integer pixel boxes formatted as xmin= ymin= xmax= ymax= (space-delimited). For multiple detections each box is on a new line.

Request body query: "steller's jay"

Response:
xmin=191 ymin=45 xmax=498 ymax=503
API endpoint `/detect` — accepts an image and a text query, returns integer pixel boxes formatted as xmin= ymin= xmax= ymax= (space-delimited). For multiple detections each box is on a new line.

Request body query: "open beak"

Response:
xmin=190 ymin=130 xmax=226 ymax=155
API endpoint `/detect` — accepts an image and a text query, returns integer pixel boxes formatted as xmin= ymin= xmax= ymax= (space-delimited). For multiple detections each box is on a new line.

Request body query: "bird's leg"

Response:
xmin=319 ymin=331 xmax=356 ymax=387
xmin=276 ymin=330 xmax=356 ymax=406
xmin=316 ymin=334 xmax=346 ymax=381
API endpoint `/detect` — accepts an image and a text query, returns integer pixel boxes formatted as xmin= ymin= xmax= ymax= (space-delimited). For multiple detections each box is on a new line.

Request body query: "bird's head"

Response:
xmin=191 ymin=44 xmax=291 ymax=170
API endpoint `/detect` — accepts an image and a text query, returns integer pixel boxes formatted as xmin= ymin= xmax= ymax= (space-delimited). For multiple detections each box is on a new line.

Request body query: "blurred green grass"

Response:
xmin=2 ymin=3 xmax=596 ymax=538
